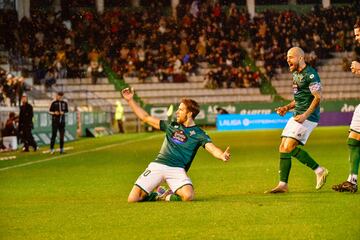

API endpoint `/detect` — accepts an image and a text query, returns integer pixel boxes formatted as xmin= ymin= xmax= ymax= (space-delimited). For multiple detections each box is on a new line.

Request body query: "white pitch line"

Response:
xmin=0 ymin=134 xmax=161 ymax=172
xmin=0 ymin=156 xmax=16 ymax=161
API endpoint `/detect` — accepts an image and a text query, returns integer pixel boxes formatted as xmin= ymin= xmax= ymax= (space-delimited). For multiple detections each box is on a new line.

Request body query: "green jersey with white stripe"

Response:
xmin=292 ymin=65 xmax=321 ymax=122
xmin=154 ymin=120 xmax=212 ymax=171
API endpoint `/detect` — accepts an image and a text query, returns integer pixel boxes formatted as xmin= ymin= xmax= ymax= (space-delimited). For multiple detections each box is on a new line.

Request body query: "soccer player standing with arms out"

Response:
xmin=266 ymin=47 xmax=329 ymax=193
xmin=122 ymin=88 xmax=230 ymax=202
xmin=332 ymin=22 xmax=360 ymax=193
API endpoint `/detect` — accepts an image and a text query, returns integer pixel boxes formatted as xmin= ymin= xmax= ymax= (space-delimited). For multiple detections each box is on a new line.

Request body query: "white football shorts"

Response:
xmin=135 ymin=162 xmax=192 ymax=194
xmin=281 ymin=117 xmax=318 ymax=145
xmin=350 ymin=104 xmax=360 ymax=133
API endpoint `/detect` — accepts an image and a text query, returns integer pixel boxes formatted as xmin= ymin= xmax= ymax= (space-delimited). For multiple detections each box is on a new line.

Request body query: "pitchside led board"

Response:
xmin=216 ymin=113 xmax=293 ymax=131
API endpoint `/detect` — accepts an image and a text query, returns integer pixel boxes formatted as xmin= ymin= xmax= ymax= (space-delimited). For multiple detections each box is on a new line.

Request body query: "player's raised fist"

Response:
xmin=121 ymin=87 xmax=134 ymax=101
xmin=275 ymin=106 xmax=287 ymax=116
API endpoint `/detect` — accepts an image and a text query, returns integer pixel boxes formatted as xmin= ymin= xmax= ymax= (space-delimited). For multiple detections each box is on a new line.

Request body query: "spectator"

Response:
xmin=216 ymin=107 xmax=229 ymax=114
xmin=87 ymin=60 xmax=103 ymax=84
xmin=18 ymin=95 xmax=38 ymax=152
xmin=2 ymin=112 xmax=18 ymax=151
xmin=53 ymin=49 xmax=68 ymax=79
xmin=4 ymin=74 xmax=17 ymax=106
xmin=16 ymin=77 xmax=31 ymax=106
xmin=43 ymin=68 xmax=57 ymax=90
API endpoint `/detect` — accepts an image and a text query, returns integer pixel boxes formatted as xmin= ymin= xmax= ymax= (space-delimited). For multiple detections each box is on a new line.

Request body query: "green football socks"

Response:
xmin=167 ymin=194 xmax=182 ymax=201
xmin=143 ymin=192 xmax=158 ymax=201
xmin=279 ymin=152 xmax=292 ymax=183
xmin=348 ymin=138 xmax=360 ymax=175
xmin=291 ymin=147 xmax=319 ymax=170
xmin=143 ymin=192 xmax=183 ymax=202
xmin=279 ymin=147 xmax=320 ymax=183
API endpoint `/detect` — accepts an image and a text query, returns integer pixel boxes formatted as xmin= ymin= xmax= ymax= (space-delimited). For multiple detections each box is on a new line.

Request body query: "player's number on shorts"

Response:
xmin=143 ymin=169 xmax=151 ymax=177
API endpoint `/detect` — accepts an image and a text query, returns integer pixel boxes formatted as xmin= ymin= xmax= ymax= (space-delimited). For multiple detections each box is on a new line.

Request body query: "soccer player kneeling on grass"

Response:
xmin=122 ymin=88 xmax=231 ymax=202
xmin=266 ymin=47 xmax=329 ymax=194
xmin=332 ymin=22 xmax=360 ymax=193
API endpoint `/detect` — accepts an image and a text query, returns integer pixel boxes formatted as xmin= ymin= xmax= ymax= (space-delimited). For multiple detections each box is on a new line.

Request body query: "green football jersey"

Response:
xmin=292 ymin=65 xmax=321 ymax=122
xmin=153 ymin=120 xmax=212 ymax=171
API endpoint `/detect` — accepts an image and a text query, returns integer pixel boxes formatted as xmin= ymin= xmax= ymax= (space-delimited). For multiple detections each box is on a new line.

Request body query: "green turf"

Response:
xmin=1 ymin=127 xmax=359 ymax=239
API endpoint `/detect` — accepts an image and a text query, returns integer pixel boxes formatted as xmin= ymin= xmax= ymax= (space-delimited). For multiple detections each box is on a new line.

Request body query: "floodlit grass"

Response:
xmin=0 ymin=127 xmax=359 ymax=239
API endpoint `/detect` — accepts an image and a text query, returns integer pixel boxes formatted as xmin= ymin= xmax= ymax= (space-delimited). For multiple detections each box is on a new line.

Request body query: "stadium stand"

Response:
xmin=1 ymin=2 xmax=359 ymax=132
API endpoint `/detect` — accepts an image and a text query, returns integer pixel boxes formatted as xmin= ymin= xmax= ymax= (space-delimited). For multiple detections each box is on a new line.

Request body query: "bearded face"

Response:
xmin=354 ymin=28 xmax=360 ymax=43
xmin=176 ymin=103 xmax=191 ymax=124
xmin=287 ymin=50 xmax=301 ymax=72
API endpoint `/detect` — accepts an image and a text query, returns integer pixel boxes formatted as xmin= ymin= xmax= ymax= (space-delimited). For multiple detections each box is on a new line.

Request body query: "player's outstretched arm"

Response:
xmin=205 ymin=143 xmax=230 ymax=162
xmin=275 ymin=100 xmax=295 ymax=116
xmin=121 ymin=88 xmax=160 ymax=129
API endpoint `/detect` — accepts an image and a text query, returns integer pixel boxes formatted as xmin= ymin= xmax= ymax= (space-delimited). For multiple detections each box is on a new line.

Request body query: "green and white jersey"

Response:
xmin=292 ymin=65 xmax=321 ymax=122
xmin=154 ymin=120 xmax=212 ymax=171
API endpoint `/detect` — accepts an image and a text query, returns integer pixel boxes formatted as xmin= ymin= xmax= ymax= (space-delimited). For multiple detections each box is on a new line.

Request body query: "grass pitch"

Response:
xmin=0 ymin=127 xmax=359 ymax=239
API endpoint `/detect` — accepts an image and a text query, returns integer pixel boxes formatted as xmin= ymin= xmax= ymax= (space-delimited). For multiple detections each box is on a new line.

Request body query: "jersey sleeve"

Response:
xmin=199 ymin=131 xmax=212 ymax=148
xmin=308 ymin=72 xmax=322 ymax=94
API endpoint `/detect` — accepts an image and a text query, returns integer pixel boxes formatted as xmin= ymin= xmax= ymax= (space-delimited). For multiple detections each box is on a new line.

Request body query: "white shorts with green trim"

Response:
xmin=135 ymin=162 xmax=192 ymax=194
xmin=281 ymin=117 xmax=318 ymax=145
xmin=350 ymin=104 xmax=360 ymax=133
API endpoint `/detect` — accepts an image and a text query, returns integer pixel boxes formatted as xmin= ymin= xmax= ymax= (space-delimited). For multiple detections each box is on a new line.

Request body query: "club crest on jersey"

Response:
xmin=171 ymin=130 xmax=188 ymax=144
xmin=310 ymin=74 xmax=314 ymax=79
xmin=189 ymin=130 xmax=196 ymax=136
xmin=293 ymin=73 xmax=304 ymax=83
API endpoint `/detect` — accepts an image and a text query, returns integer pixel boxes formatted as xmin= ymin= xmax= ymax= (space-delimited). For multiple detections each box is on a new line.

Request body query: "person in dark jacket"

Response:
xmin=49 ymin=92 xmax=68 ymax=154
xmin=18 ymin=95 xmax=37 ymax=152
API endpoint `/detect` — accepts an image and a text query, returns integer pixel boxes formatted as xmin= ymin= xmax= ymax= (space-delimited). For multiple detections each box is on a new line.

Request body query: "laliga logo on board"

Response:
xmin=242 ymin=118 xmax=250 ymax=126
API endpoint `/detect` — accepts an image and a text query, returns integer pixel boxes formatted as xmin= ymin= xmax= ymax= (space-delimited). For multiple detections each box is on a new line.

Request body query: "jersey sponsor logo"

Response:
xmin=171 ymin=130 xmax=188 ymax=144
xmin=189 ymin=130 xmax=196 ymax=136
xmin=292 ymin=83 xmax=298 ymax=94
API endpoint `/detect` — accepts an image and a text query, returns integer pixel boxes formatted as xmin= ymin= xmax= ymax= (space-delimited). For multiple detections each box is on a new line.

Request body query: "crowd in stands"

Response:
xmin=250 ymin=5 xmax=359 ymax=78
xmin=0 ymin=68 xmax=30 ymax=107
xmin=0 ymin=1 xmax=359 ymax=94
xmin=204 ymin=65 xmax=260 ymax=89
